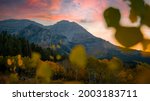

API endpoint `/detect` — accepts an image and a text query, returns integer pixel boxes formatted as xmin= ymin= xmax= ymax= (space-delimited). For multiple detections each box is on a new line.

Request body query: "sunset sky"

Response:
xmin=0 ymin=0 xmax=150 ymax=50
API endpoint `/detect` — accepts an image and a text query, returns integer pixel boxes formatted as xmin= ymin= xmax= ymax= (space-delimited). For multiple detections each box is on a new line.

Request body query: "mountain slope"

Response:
xmin=0 ymin=19 xmax=150 ymax=63
xmin=19 ymin=24 xmax=71 ymax=48
xmin=49 ymin=20 xmax=95 ymax=42
xmin=0 ymin=19 xmax=44 ymax=34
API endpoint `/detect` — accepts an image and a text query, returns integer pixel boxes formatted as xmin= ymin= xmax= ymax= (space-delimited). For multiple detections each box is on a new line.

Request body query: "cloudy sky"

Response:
xmin=0 ymin=0 xmax=150 ymax=50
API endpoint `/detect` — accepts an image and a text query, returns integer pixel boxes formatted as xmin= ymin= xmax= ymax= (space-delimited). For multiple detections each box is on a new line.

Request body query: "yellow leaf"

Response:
xmin=36 ymin=62 xmax=52 ymax=83
xmin=56 ymin=54 xmax=61 ymax=60
xmin=50 ymin=56 xmax=54 ymax=60
xmin=17 ymin=54 xmax=22 ymax=60
xmin=18 ymin=59 xmax=23 ymax=67
xmin=69 ymin=45 xmax=87 ymax=68
xmin=31 ymin=52 xmax=41 ymax=68
xmin=7 ymin=58 xmax=12 ymax=66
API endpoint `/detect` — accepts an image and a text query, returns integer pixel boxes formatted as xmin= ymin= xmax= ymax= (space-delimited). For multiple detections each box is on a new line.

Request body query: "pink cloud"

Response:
xmin=0 ymin=0 xmax=109 ymax=24
xmin=26 ymin=0 xmax=61 ymax=10
xmin=49 ymin=0 xmax=61 ymax=10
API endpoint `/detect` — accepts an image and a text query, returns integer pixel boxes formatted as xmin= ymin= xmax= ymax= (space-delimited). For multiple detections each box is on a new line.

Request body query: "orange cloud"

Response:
xmin=49 ymin=0 xmax=61 ymax=10
xmin=27 ymin=0 xmax=61 ymax=10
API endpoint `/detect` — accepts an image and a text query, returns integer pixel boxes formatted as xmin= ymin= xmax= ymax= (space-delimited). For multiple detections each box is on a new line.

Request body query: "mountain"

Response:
xmin=0 ymin=19 xmax=150 ymax=63
xmin=49 ymin=20 xmax=95 ymax=42
xmin=0 ymin=19 xmax=44 ymax=34
xmin=19 ymin=23 xmax=71 ymax=48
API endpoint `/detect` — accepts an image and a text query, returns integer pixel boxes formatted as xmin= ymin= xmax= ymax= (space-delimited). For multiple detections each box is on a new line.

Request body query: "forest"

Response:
xmin=0 ymin=31 xmax=150 ymax=84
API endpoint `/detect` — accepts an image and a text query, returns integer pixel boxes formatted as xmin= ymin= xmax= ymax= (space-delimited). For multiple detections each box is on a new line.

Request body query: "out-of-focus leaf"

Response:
xmin=69 ymin=45 xmax=87 ymax=68
xmin=56 ymin=54 xmax=61 ymax=60
xmin=36 ymin=61 xmax=52 ymax=83
xmin=7 ymin=58 xmax=12 ymax=66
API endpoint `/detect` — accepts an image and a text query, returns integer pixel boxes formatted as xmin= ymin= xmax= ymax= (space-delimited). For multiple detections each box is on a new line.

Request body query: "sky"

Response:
xmin=0 ymin=0 xmax=150 ymax=50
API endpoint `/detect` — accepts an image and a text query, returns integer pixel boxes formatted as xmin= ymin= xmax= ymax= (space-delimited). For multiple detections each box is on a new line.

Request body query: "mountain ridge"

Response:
xmin=0 ymin=19 xmax=150 ymax=63
xmin=0 ymin=19 xmax=44 ymax=34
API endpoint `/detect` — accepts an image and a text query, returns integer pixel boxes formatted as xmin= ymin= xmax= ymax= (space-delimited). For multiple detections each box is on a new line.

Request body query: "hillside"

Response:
xmin=0 ymin=19 xmax=150 ymax=63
